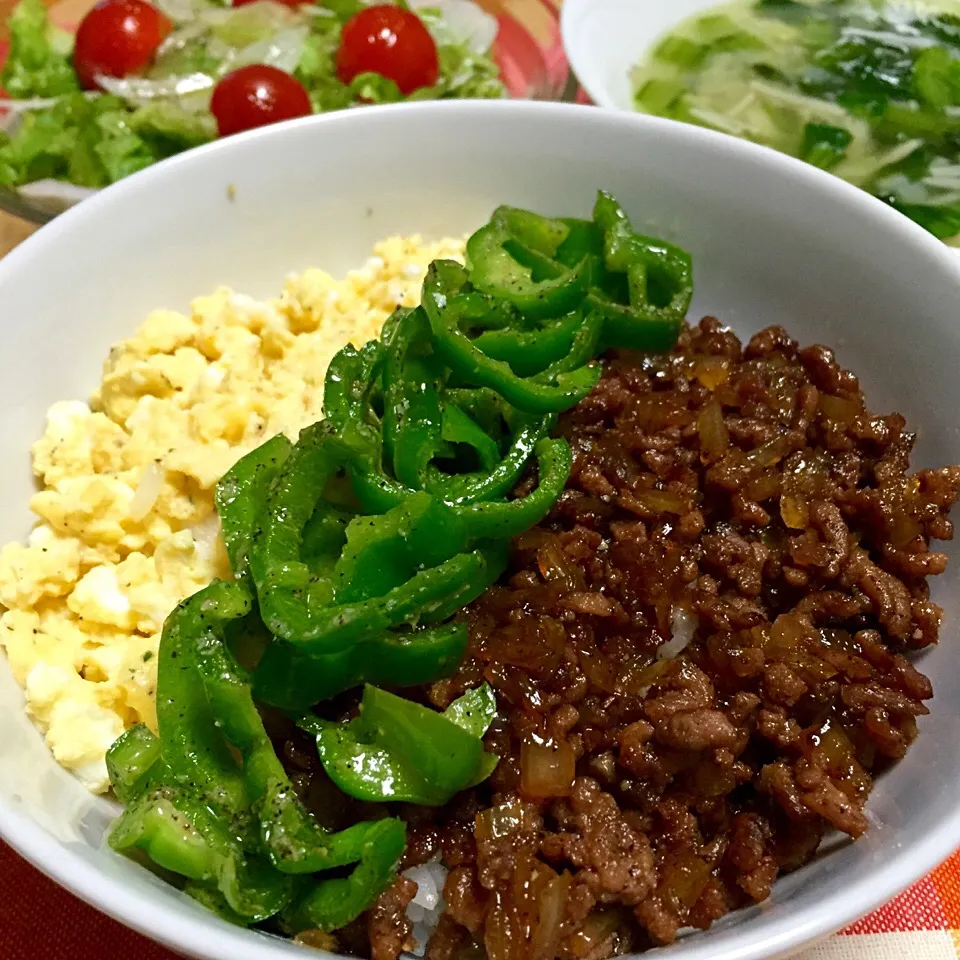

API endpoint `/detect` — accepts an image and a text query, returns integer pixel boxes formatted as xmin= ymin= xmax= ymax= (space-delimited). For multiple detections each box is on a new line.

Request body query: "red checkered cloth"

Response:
xmin=3 ymin=840 xmax=960 ymax=958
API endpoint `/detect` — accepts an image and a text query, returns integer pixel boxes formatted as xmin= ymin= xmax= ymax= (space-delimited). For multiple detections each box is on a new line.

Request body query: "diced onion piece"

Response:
xmin=531 ymin=870 xmax=572 ymax=960
xmin=770 ymin=612 xmax=812 ymax=651
xmin=819 ymin=393 xmax=861 ymax=423
xmin=780 ymin=495 xmax=809 ymax=530
xmin=475 ymin=798 xmax=529 ymax=841
xmin=697 ymin=400 xmax=729 ymax=462
xmin=294 ymin=929 xmax=337 ymax=950
xmin=128 ymin=462 xmax=166 ymax=521
xmin=658 ymin=604 xmax=698 ymax=660
xmin=520 ymin=739 xmax=575 ymax=799
xmin=405 ymin=864 xmax=441 ymax=911
xmin=95 ymin=71 xmax=214 ymax=103
xmin=693 ymin=356 xmax=730 ymax=389
xmin=634 ymin=488 xmax=687 ymax=514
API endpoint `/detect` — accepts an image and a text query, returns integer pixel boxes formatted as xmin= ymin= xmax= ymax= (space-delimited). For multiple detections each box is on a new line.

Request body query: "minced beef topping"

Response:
xmin=286 ymin=318 xmax=960 ymax=960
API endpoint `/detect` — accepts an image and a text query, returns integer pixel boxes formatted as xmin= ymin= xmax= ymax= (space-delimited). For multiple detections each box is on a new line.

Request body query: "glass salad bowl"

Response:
xmin=0 ymin=0 xmax=572 ymax=224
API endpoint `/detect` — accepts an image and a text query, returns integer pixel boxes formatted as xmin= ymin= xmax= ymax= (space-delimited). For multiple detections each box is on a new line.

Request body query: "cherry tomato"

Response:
xmin=73 ymin=0 xmax=172 ymax=91
xmin=335 ymin=5 xmax=439 ymax=97
xmin=211 ymin=65 xmax=312 ymax=138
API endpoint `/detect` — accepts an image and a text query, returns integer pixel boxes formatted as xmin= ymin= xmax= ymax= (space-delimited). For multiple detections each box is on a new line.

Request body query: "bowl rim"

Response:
xmin=560 ymin=0 xmax=630 ymax=109
xmin=2 ymin=97 xmax=960 ymax=960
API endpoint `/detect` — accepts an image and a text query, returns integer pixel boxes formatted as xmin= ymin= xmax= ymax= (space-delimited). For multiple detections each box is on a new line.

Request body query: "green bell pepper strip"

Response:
xmin=444 ymin=386 xmax=508 ymax=442
xmin=106 ymin=723 xmax=162 ymax=805
xmin=215 ymin=434 xmax=293 ymax=579
xmin=186 ymin=884 xmax=254 ymax=927
xmin=108 ymin=784 xmax=294 ymax=922
xmin=253 ymin=621 xmax=469 ymax=711
xmin=348 ymin=434 xmax=567 ymax=540
xmin=332 ymin=492 xmax=468 ymax=603
xmin=438 ymin=402 xmax=502 ymax=473
xmin=247 ymin=422 xmax=348 ymax=641
xmin=422 ymin=260 xmax=601 ymax=414
xmin=299 ymin=684 xmax=498 ymax=806
xmin=422 ymin=411 xmax=554 ymax=506
xmin=300 ymin=500 xmax=355 ymax=575
xmin=351 ymin=409 xmax=553 ymax=511
xmin=451 ymin=437 xmax=572 ymax=541
xmin=444 ymin=682 xmax=498 ymax=738
xmin=156 ymin=581 xmax=251 ymax=814
xmin=268 ymin=546 xmax=502 ymax=652
xmin=381 ymin=307 xmax=452 ymax=489
xmin=192 ymin=605 xmax=405 ymax=886
xmin=494 ymin=205 xmax=570 ymax=257
xmin=253 ymin=440 xmax=505 ymax=650
xmin=281 ymin=818 xmax=406 ymax=934
xmin=555 ymin=216 xmax=606 ymax=272
xmin=322 ymin=338 xmax=385 ymax=443
xmin=465 ymin=207 xmax=588 ymax=320
xmin=589 ymin=191 xmax=692 ymax=351
xmin=474 ymin=309 xmax=584 ymax=377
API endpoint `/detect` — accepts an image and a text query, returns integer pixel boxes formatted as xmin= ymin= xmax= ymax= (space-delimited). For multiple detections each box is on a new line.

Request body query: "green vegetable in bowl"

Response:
xmin=631 ymin=0 xmax=960 ymax=243
xmin=300 ymin=683 xmax=499 ymax=805
xmin=104 ymin=193 xmax=695 ymax=938
xmin=0 ymin=0 xmax=504 ymax=194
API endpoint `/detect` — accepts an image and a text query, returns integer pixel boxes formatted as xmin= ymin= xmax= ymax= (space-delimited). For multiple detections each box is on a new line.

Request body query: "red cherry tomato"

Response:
xmin=210 ymin=65 xmax=312 ymax=138
xmin=73 ymin=0 xmax=172 ymax=91
xmin=336 ymin=5 xmax=439 ymax=97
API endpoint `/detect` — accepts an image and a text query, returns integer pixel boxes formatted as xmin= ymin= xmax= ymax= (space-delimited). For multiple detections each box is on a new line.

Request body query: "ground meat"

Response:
xmin=280 ymin=319 xmax=960 ymax=960
xmin=367 ymin=878 xmax=417 ymax=960
xmin=417 ymin=319 xmax=960 ymax=958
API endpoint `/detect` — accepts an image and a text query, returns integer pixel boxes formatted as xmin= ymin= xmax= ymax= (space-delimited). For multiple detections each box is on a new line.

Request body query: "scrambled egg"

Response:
xmin=0 ymin=235 xmax=465 ymax=793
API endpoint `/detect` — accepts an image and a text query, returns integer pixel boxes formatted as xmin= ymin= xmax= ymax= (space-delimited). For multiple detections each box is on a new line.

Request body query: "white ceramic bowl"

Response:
xmin=3 ymin=100 xmax=960 ymax=960
xmin=562 ymin=0 xmax=718 ymax=110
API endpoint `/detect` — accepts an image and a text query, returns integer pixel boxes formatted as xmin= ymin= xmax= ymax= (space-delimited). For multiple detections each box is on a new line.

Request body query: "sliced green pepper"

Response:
xmin=109 ymin=784 xmax=294 ymax=922
xmin=333 ymin=491 xmax=466 ymax=603
xmin=381 ymin=307 xmax=452 ymax=489
xmin=254 ymin=621 xmax=469 ymax=711
xmin=322 ymin=338 xmax=385 ymax=445
xmin=193 ymin=608 xmax=405 ymax=890
xmin=422 ymin=260 xmax=601 ymax=414
xmin=453 ymin=437 xmax=571 ymax=540
xmin=299 ymin=684 xmax=498 ymax=806
xmin=274 ymin=546 xmax=502 ymax=652
xmin=473 ymin=309 xmax=585 ymax=377
xmin=589 ymin=190 xmax=691 ymax=351
xmin=466 ymin=207 xmax=588 ymax=320
xmin=282 ymin=818 xmax=406 ymax=934
xmin=106 ymin=723 xmax=161 ymax=805
xmin=300 ymin=500 xmax=355 ymax=575
xmin=438 ymin=403 xmax=501 ymax=473
xmin=215 ymin=434 xmax=293 ymax=580
xmin=156 ymin=581 xmax=251 ymax=814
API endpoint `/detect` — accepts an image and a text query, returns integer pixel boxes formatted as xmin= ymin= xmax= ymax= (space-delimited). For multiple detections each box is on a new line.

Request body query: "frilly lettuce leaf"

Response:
xmin=1 ymin=0 xmax=80 ymax=98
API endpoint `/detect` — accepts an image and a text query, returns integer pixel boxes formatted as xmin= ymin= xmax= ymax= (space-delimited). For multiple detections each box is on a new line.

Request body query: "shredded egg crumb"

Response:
xmin=0 ymin=235 xmax=465 ymax=793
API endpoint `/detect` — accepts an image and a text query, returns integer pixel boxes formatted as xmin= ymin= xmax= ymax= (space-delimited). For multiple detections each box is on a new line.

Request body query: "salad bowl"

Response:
xmin=0 ymin=0 xmax=569 ymax=224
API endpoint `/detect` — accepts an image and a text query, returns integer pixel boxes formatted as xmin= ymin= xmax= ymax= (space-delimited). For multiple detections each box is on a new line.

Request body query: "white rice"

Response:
xmin=401 ymin=860 xmax=450 ymax=958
